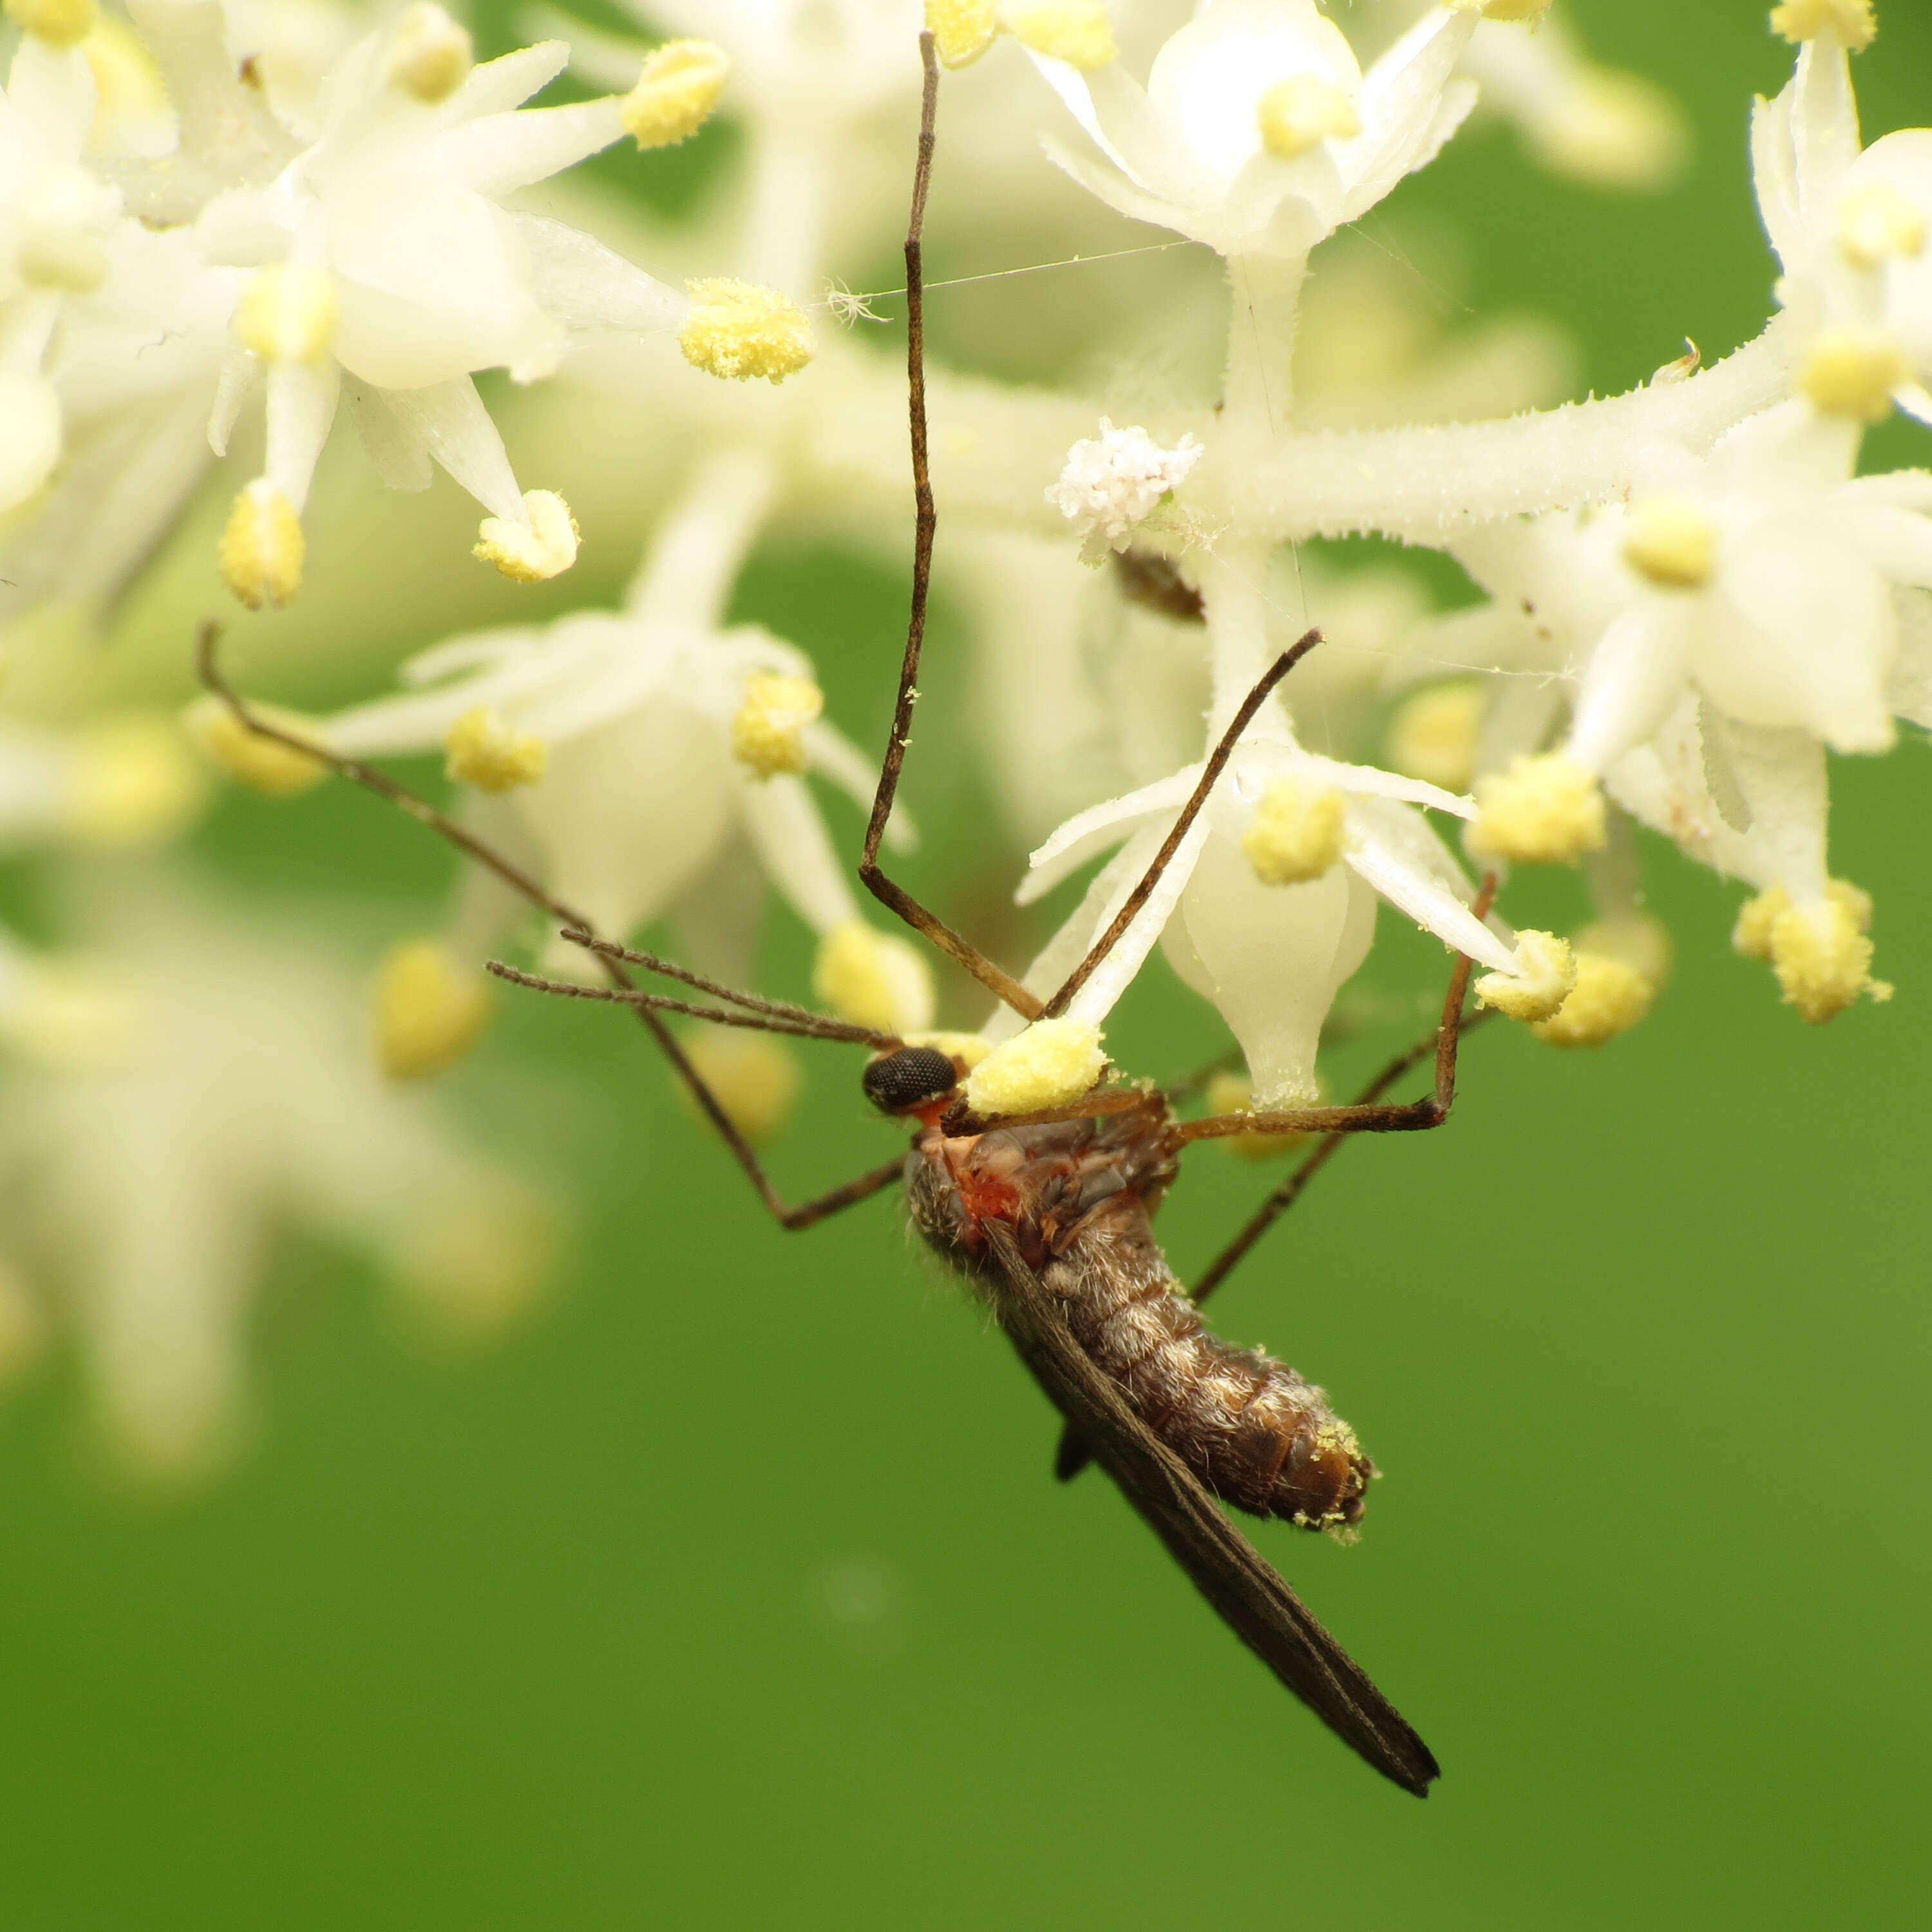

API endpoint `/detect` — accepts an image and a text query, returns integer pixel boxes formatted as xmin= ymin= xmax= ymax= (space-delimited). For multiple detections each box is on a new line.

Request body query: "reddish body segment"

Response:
xmin=905 ymin=1095 xmax=1374 ymax=1532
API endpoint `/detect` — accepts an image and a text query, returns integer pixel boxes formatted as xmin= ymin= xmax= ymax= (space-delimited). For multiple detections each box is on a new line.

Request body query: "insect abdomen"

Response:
xmin=1043 ymin=1218 xmax=1371 ymax=1531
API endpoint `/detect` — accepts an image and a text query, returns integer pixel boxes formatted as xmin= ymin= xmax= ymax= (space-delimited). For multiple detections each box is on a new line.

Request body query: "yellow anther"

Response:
xmin=1241 ymin=777 xmax=1347 ymax=886
xmin=1839 ymin=182 xmax=1926 ymax=268
xmin=679 ymin=279 xmax=816 ymax=384
xmin=182 ymin=693 xmax=330 ymax=798
xmin=622 ymin=38 xmax=729 ymax=147
xmin=731 ymin=672 xmax=824 ymax=780
xmin=1530 ymin=951 xmax=1655 ymax=1047
xmin=1001 ymin=2 xmax=1116 ymax=69
xmin=0 ymin=962 xmax=146 ymax=1072
xmin=1386 ymin=682 xmax=1486 ymax=793
xmin=232 ymin=265 xmax=339 ymax=364
xmin=374 ymin=939 xmax=493 ymax=1080
xmin=962 ymin=1018 xmax=1106 ymax=1117
xmin=1769 ymin=0 xmax=1876 ymax=51
xmin=678 ymin=1030 xmax=802 ymax=1145
xmin=1733 ymin=880 xmax=1888 ymax=1023
xmin=904 ymin=1029 xmax=993 ymax=1070
xmin=1204 ymin=1070 xmax=1316 ymax=1160
xmin=1801 ymin=328 xmax=1908 ymax=421
xmin=1448 ymin=0 xmax=1553 ymax=19
xmin=1257 ymin=75 xmax=1361 ymax=160
xmin=927 ymin=0 xmax=996 ymax=67
xmin=444 ymin=706 xmax=548 ymax=793
xmin=61 ymin=715 xmax=207 ymax=848
xmin=4 ymin=0 xmax=97 ymax=50
xmin=813 ymin=921 xmax=935 ymax=1036
xmin=386 ymin=3 xmax=473 ymax=104
xmin=218 ymin=481 xmax=305 ymax=610
xmin=473 ymin=489 xmax=579 ymax=583
xmin=1624 ymin=495 xmax=1719 ymax=591
xmin=1475 ymin=929 xmax=1577 ymax=1022
xmin=1471 ymin=752 xmax=1606 ymax=865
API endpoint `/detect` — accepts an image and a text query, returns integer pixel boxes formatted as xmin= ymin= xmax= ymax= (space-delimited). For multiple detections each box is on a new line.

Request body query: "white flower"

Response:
xmin=1030 ymin=0 xmax=1477 ymax=259
xmin=1046 ymin=418 xmax=1202 ymax=563
xmin=320 ymin=450 xmax=920 ymax=1016
xmin=0 ymin=881 xmax=559 ymax=1476
xmin=995 ymin=726 xmax=1518 ymax=1106
xmin=1752 ymin=33 xmax=1932 ymax=423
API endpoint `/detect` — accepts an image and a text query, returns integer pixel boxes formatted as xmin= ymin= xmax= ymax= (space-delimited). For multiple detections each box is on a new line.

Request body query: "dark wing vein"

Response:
xmin=980 ymin=1222 xmax=1440 ymax=1799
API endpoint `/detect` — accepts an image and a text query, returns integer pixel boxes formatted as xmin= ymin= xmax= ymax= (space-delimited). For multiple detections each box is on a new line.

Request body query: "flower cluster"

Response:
xmin=2 ymin=0 xmax=1927 ymax=1472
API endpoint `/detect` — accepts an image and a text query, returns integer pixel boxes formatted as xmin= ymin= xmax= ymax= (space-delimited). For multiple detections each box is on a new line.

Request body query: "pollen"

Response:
xmin=1001 ymin=3 xmax=1117 ymax=70
xmin=676 ymin=1030 xmax=802 ymax=1145
xmin=57 ymin=714 xmax=205 ymax=849
xmin=444 ymin=706 xmax=547 ymax=792
xmin=1242 ymin=777 xmax=1346 ymax=886
xmin=927 ymin=0 xmax=996 ymax=67
xmin=4 ymin=0 xmax=98 ymax=50
xmin=1769 ymin=0 xmax=1877 ymax=52
xmin=813 ymin=920 xmax=936 ymax=1036
xmin=232 ymin=265 xmax=339 ymax=364
xmin=385 ymin=3 xmax=473 ymax=104
xmin=219 ymin=480 xmax=305 ymax=610
xmin=1530 ymin=951 xmax=1655 ymax=1047
xmin=1839 ymin=182 xmax=1926 ymax=268
xmin=1624 ymin=495 xmax=1719 ymax=591
xmin=679 ymin=279 xmax=816 ymax=384
xmin=374 ymin=939 xmax=493 ymax=1081
xmin=1800 ymin=328 xmax=1909 ymax=422
xmin=1205 ymin=1070 xmax=1314 ymax=1160
xmin=1386 ymin=681 xmax=1486 ymax=793
xmin=1257 ymin=75 xmax=1361 ymax=160
xmin=731 ymin=672 xmax=824 ymax=779
xmin=473 ymin=489 xmax=580 ymax=583
xmin=1475 ymin=929 xmax=1578 ymax=1023
xmin=182 ymin=694 xmax=331 ymax=798
xmin=1733 ymin=881 xmax=1890 ymax=1023
xmin=1470 ymin=752 xmax=1606 ymax=865
xmin=962 ymin=1018 xmax=1107 ymax=1118
xmin=622 ymin=39 xmax=730 ymax=149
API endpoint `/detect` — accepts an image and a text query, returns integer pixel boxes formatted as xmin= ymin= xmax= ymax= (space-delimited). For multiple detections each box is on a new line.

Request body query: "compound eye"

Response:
xmin=862 ymin=1045 xmax=958 ymax=1115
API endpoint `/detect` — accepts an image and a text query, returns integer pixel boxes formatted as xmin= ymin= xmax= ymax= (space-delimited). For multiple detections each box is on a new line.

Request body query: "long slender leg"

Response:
xmin=196 ymin=624 xmax=902 ymax=1232
xmin=1037 ymin=633 xmax=1319 ymax=1020
xmin=855 ymin=34 xmax=1043 ymax=1021
xmin=1170 ymin=911 xmax=1488 ymax=1148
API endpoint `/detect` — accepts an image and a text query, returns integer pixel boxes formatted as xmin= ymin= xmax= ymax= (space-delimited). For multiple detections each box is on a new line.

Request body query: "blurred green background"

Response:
xmin=3 ymin=4 xmax=1929 ymax=1926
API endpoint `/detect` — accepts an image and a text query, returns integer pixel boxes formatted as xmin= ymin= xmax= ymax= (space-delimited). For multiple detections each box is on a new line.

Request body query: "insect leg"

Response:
xmin=1037 ymin=634 xmax=1321 ymax=1020
xmin=196 ymin=624 xmax=903 ymax=1233
xmin=855 ymin=33 xmax=1044 ymax=1023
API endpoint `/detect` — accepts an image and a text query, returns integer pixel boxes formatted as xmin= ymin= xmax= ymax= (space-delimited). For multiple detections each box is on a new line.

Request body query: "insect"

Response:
xmin=196 ymin=32 xmax=1497 ymax=1799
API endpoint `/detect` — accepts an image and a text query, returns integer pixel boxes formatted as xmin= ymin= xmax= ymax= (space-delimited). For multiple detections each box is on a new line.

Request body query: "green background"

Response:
xmin=3 ymin=4 xmax=1929 ymax=1926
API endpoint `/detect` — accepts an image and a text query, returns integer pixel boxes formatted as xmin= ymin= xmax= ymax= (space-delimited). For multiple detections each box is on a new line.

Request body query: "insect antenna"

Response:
xmin=194 ymin=622 xmax=904 ymax=1232
xmin=484 ymin=960 xmax=896 ymax=1048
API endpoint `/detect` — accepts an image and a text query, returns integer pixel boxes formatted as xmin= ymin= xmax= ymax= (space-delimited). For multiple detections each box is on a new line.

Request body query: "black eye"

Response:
xmin=862 ymin=1046 xmax=958 ymax=1114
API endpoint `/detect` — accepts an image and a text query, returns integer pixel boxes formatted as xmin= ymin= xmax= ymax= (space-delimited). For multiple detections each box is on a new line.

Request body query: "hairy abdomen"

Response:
xmin=1042 ymin=1206 xmax=1371 ymax=1530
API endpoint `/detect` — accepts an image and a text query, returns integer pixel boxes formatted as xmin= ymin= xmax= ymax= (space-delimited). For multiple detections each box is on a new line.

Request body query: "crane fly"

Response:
xmin=195 ymin=31 xmax=1505 ymax=1799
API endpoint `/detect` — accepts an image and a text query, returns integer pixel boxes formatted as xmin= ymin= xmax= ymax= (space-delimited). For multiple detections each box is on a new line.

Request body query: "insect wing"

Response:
xmin=980 ymin=1222 xmax=1441 ymax=1799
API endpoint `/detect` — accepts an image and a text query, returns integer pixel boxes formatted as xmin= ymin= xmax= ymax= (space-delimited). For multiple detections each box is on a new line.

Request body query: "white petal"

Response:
xmin=433 ymin=99 xmax=625 ymax=199
xmin=263 ymin=360 xmax=341 ymax=511
xmin=444 ymin=42 xmax=573 ymax=120
xmin=736 ymin=773 xmax=859 ymax=936
xmin=346 ymin=382 xmax=433 ymax=491
xmin=1567 ymin=603 xmax=1696 ymax=773
xmin=377 ymin=375 xmax=525 ymax=522
xmin=1340 ymin=797 xmax=1519 ymax=974
xmin=505 ymin=213 xmax=687 ymax=334
xmin=1063 ymin=811 xmax=1214 ymax=1028
xmin=1021 ymin=765 xmax=1201 ymax=902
